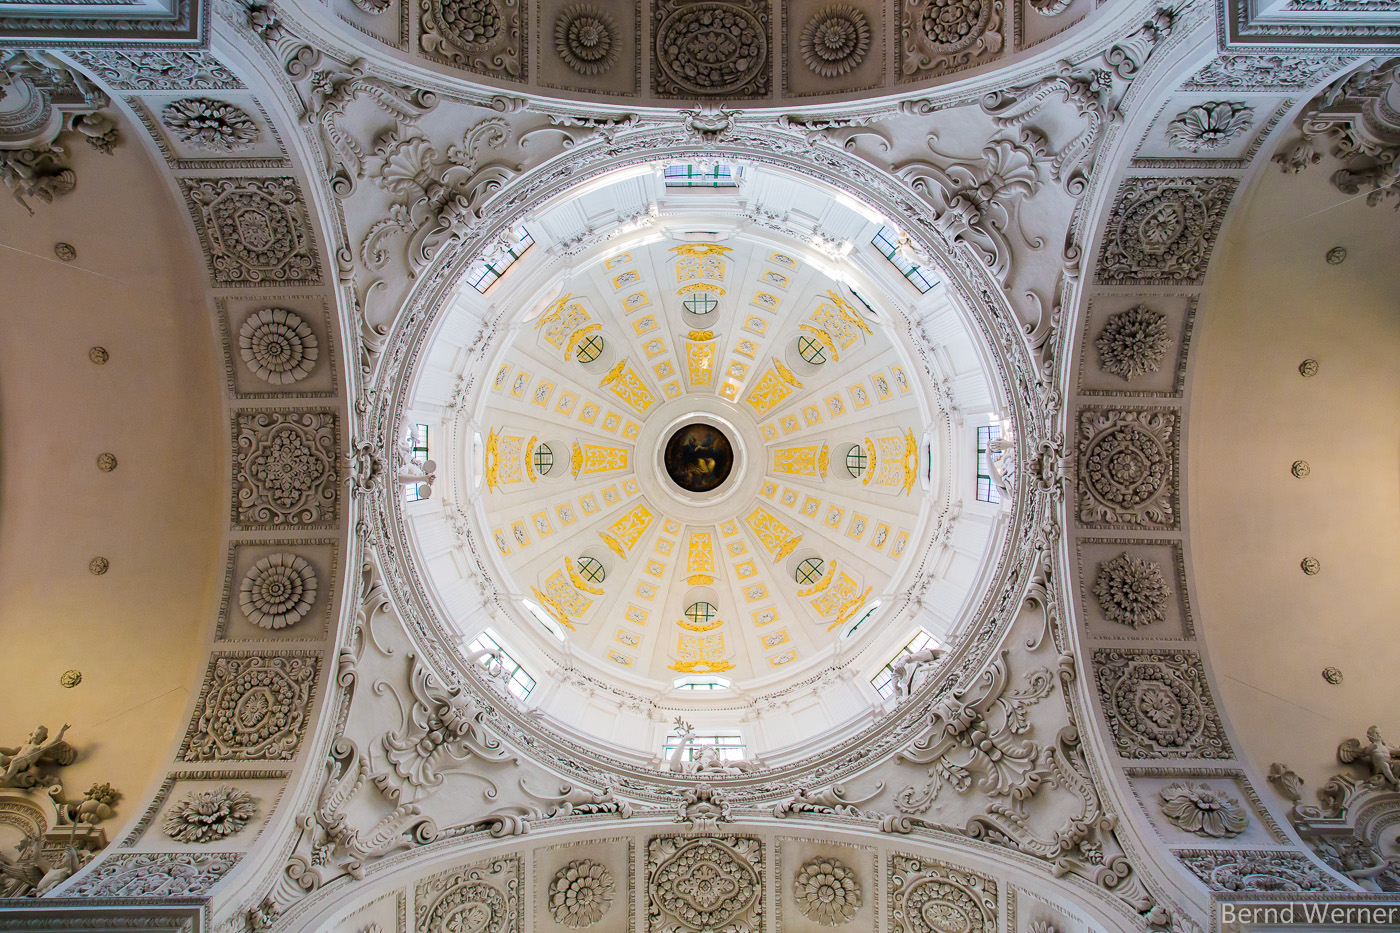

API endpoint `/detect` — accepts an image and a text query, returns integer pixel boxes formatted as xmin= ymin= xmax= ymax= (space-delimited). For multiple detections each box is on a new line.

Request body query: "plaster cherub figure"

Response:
xmin=1339 ymin=726 xmax=1400 ymax=787
xmin=0 ymin=725 xmax=76 ymax=789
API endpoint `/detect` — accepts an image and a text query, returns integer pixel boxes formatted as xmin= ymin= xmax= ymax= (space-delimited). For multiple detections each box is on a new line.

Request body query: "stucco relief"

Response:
xmin=1094 ymin=305 xmax=1170 ymax=381
xmin=900 ymin=0 xmax=1004 ymax=81
xmin=163 ymin=785 xmax=258 ymax=844
xmin=179 ymin=653 xmax=321 ymax=761
xmin=1095 ymin=176 xmax=1237 ymax=285
xmin=1175 ymin=850 xmax=1342 ymax=893
xmin=653 ymin=0 xmax=771 ymax=98
xmin=160 ymin=98 xmax=261 ymax=152
xmin=233 ymin=410 xmax=340 ymax=528
xmin=1093 ymin=649 xmax=1231 ymax=760
xmin=420 ymin=0 xmax=525 ymax=79
xmin=414 ymin=857 xmax=521 ymax=933
xmin=181 ymin=177 xmax=323 ymax=287
xmin=888 ymin=856 xmax=996 ymax=933
xmin=1093 ymin=552 xmax=1171 ymax=628
xmin=66 ymin=50 xmax=244 ymax=90
xmin=799 ymin=6 xmax=871 ymax=78
xmin=647 ymin=835 xmax=763 ymax=933
xmin=1076 ymin=407 xmax=1177 ymax=528
xmin=67 ymin=852 xmax=242 ymax=897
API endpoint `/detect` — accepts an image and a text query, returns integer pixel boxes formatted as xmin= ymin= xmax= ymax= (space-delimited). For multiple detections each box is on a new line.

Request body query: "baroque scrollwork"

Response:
xmin=1274 ymin=58 xmax=1400 ymax=207
xmin=894 ymin=130 xmax=1043 ymax=284
xmin=66 ymin=50 xmax=244 ymax=91
xmin=371 ymin=660 xmax=513 ymax=801
xmin=1175 ymin=849 xmax=1341 ymax=893
xmin=68 ymin=852 xmax=242 ymax=897
xmin=360 ymin=119 xmax=518 ymax=273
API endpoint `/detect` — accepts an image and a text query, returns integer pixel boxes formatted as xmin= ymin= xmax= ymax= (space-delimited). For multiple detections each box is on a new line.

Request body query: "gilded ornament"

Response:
xmin=59 ymin=669 xmax=82 ymax=688
xmin=1326 ymin=246 xmax=1347 ymax=264
xmin=1299 ymin=358 xmax=1319 ymax=377
xmin=88 ymin=346 xmax=109 ymax=365
xmin=96 ymin=452 xmax=118 ymax=472
xmin=1291 ymin=459 xmax=1310 ymax=478
xmin=54 ymin=242 xmax=76 ymax=261
xmin=1322 ymin=666 xmax=1343 ymax=684
xmin=89 ymin=557 xmax=109 ymax=575
xmin=1301 ymin=557 xmax=1320 ymax=575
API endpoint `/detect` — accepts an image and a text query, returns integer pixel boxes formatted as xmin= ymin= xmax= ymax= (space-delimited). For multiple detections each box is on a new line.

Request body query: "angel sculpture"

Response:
xmin=0 ymin=725 xmax=76 ymax=789
xmin=1339 ymin=725 xmax=1400 ymax=787
xmin=891 ymin=647 xmax=946 ymax=700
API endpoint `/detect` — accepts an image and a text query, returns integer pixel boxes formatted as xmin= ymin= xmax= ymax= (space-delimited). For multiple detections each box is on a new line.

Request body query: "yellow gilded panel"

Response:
xmin=599 ymin=359 xmax=656 ymax=414
xmin=744 ymin=506 xmax=803 ymax=563
xmin=570 ymin=442 xmax=629 ymax=477
xmin=598 ymin=501 xmax=655 ymax=559
xmin=686 ymin=532 xmax=715 ymax=584
xmin=771 ymin=444 xmax=828 ymax=477
xmin=745 ymin=357 xmax=802 ymax=415
xmin=670 ymin=631 xmax=733 ymax=673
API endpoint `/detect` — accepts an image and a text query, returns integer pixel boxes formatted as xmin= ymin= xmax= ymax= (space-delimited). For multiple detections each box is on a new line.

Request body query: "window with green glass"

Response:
xmin=684 ymin=601 xmax=718 ymax=626
xmin=846 ymin=445 xmax=868 ymax=479
xmin=683 ymin=292 xmax=718 ymax=314
xmin=797 ymin=335 xmax=826 ymax=364
xmin=575 ymin=333 xmax=604 ymax=363
xmin=533 ymin=443 xmax=554 ymax=476
xmin=795 ymin=557 xmax=826 ymax=585
xmin=576 ymin=556 xmax=605 ymax=584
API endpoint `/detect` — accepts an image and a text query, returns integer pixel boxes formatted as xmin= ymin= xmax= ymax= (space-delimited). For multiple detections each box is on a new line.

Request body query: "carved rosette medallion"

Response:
xmin=647 ymin=835 xmax=763 ymax=933
xmin=1077 ymin=407 xmax=1177 ymax=527
xmin=653 ymin=0 xmax=770 ymax=98
xmin=549 ymin=859 xmax=615 ymax=927
xmin=234 ymin=410 xmax=339 ymax=527
xmin=1093 ymin=552 xmax=1170 ymax=628
xmin=239 ymin=552 xmax=318 ymax=629
xmin=555 ymin=5 xmax=619 ymax=75
xmin=1095 ymin=305 xmax=1170 ymax=381
xmin=1158 ymin=781 xmax=1248 ymax=837
xmin=1093 ymin=649 xmax=1231 ymax=759
xmin=238 ymin=307 xmax=319 ymax=384
xmin=420 ymin=0 xmax=523 ymax=79
xmin=68 ymin=853 xmax=242 ymax=897
xmin=800 ymin=6 xmax=871 ymax=78
xmin=181 ymin=177 xmax=322 ymax=287
xmin=1166 ymin=101 xmax=1254 ymax=152
xmin=163 ymin=785 xmax=258 ymax=843
xmin=900 ymin=0 xmax=1004 ymax=80
xmin=161 ymin=98 xmax=260 ymax=152
xmin=1096 ymin=177 xmax=1237 ymax=285
xmin=794 ymin=856 xmax=862 ymax=925
xmin=181 ymin=653 xmax=320 ymax=761
xmin=889 ymin=856 xmax=996 ymax=933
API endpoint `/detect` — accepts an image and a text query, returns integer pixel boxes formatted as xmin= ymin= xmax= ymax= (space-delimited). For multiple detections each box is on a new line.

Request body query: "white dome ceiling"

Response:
xmin=403 ymin=159 xmax=1010 ymax=754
